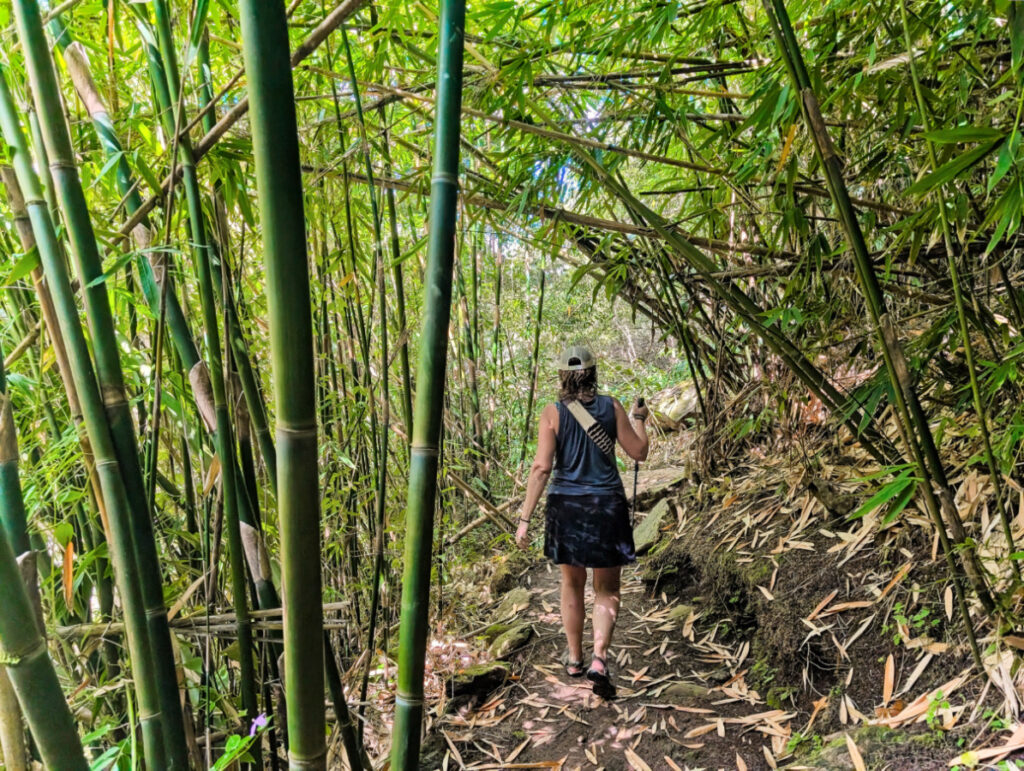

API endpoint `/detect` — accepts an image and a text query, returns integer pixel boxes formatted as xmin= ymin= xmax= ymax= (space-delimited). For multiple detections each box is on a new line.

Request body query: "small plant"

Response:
xmin=884 ymin=602 xmax=941 ymax=645
xmin=210 ymin=714 xmax=271 ymax=771
xmin=925 ymin=690 xmax=949 ymax=731
xmin=785 ymin=731 xmax=822 ymax=755
xmin=983 ymin=707 xmax=1008 ymax=731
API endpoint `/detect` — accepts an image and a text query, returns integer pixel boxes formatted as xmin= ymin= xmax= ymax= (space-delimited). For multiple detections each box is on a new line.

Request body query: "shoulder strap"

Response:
xmin=565 ymin=400 xmax=615 ymax=458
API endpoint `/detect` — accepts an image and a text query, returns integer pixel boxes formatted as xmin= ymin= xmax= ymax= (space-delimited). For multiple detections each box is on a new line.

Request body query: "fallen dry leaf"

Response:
xmin=846 ymin=733 xmax=866 ymax=771
xmin=623 ymin=747 xmax=652 ymax=771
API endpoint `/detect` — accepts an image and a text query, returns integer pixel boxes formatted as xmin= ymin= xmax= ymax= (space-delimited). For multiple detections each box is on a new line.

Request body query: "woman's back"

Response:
xmin=548 ymin=395 xmax=624 ymax=496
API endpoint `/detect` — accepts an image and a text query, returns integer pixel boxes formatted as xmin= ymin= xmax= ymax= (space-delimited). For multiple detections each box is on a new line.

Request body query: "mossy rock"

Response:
xmin=663 ymin=682 xmax=709 ymax=704
xmin=481 ymin=622 xmax=513 ymax=643
xmin=634 ymin=498 xmax=673 ymax=555
xmin=495 ymin=587 xmax=532 ymax=619
xmin=490 ymin=552 xmax=532 ymax=595
xmin=487 ymin=622 xmax=534 ymax=659
xmin=447 ymin=662 xmax=511 ymax=698
xmin=800 ymin=725 xmax=950 ymax=770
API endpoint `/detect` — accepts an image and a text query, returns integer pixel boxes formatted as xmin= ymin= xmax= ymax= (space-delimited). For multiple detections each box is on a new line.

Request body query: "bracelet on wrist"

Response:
xmin=519 ymin=516 xmax=530 ymax=523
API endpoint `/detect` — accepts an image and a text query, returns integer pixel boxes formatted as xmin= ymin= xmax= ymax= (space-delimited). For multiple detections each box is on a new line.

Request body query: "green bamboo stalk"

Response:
xmin=141 ymin=0 xmax=261 ymax=740
xmin=10 ymin=3 xmax=193 ymax=760
xmin=899 ymin=0 xmax=1019 ymax=582
xmin=50 ymin=19 xmax=205 ymax=380
xmin=761 ymin=0 xmax=989 ymax=659
xmin=340 ymin=28 xmax=394 ymax=744
xmin=237 ymin=0 xmax=326 ymax=768
xmin=1 ymin=163 xmax=122 ymax=697
xmin=519 ymin=269 xmax=546 ymax=467
xmin=391 ymin=0 xmax=466 ymax=765
xmin=0 ymin=525 xmax=88 ymax=771
xmin=0 ymin=64 xmax=173 ymax=768
xmin=382 ymin=135 xmax=415 ymax=437
xmin=0 ymin=342 xmax=29 ymax=771
xmin=456 ymin=244 xmax=485 ymax=470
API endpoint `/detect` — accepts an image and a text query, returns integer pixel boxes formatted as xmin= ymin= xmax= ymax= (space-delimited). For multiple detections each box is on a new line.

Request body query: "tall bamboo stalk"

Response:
xmin=391 ymin=0 xmax=466 ymax=765
xmin=0 ymin=344 xmax=29 ymax=771
xmin=10 ymin=4 xmax=192 ymax=761
xmin=0 ymin=63 xmax=176 ymax=768
xmin=142 ymin=0 xmax=261 ymax=740
xmin=237 ymin=1 xmax=326 ymax=768
xmin=519 ymin=269 xmax=546 ymax=467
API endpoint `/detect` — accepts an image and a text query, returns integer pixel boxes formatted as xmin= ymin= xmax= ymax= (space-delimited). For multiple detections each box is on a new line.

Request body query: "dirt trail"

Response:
xmin=432 ymin=470 xmax=792 ymax=771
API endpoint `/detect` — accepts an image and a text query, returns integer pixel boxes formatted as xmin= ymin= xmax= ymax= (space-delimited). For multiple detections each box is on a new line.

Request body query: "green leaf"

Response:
xmin=4 ymin=247 xmax=40 ymax=285
xmin=906 ymin=139 xmax=1002 ymax=197
xmin=849 ymin=469 xmax=917 ymax=521
xmin=921 ymin=126 xmax=1005 ymax=144
xmin=881 ymin=479 xmax=917 ymax=525
xmin=989 ymin=130 xmax=1020 ymax=192
xmin=87 ymin=251 xmax=137 ymax=288
xmin=1012 ymin=2 xmax=1024 ymax=72
xmin=53 ymin=522 xmax=74 ymax=548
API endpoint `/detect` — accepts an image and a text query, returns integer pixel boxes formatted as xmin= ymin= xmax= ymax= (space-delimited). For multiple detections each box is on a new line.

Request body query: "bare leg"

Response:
xmin=591 ymin=566 xmax=622 ymax=673
xmin=560 ymin=565 xmax=586 ymax=662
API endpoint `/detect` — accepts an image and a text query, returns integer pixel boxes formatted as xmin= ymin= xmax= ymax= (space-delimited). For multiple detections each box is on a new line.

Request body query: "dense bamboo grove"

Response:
xmin=1 ymin=0 xmax=1024 ymax=766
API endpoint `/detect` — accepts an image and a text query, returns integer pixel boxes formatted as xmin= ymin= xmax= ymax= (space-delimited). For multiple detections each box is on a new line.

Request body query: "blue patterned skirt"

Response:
xmin=544 ymin=492 xmax=636 ymax=568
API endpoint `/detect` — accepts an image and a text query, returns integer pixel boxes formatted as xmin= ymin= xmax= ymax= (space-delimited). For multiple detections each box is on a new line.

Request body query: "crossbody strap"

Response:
xmin=565 ymin=399 xmax=615 ymax=458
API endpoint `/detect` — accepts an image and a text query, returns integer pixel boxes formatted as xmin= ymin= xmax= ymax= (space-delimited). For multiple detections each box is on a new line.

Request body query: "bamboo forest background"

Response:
xmin=2 ymin=0 xmax=1024 ymax=767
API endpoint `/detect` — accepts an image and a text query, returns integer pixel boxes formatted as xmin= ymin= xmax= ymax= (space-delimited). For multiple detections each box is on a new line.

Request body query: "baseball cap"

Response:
xmin=559 ymin=345 xmax=596 ymax=371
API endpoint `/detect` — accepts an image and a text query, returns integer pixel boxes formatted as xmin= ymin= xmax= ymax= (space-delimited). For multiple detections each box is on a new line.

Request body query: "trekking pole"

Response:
xmin=631 ymin=397 xmax=645 ymax=526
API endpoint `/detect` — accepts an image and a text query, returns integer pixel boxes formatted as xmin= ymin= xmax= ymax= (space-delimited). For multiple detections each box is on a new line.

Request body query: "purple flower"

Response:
xmin=249 ymin=713 xmax=268 ymax=738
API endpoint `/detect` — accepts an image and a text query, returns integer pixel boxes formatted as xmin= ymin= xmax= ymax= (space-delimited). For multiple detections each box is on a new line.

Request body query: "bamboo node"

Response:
xmin=395 ymin=692 xmax=426 ymax=708
xmin=431 ymin=172 xmax=460 ymax=186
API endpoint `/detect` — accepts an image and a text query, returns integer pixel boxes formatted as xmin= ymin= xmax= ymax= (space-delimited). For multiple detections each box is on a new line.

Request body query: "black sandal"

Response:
xmin=587 ymin=656 xmax=616 ymax=698
xmin=560 ymin=649 xmax=586 ymax=678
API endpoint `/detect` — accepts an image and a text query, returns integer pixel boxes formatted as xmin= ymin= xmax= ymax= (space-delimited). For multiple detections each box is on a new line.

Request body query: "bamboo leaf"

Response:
xmin=920 ymin=126 xmax=1004 ymax=144
xmin=86 ymin=251 xmax=137 ymax=288
xmin=3 ymin=247 xmax=40 ymax=285
xmin=849 ymin=469 xmax=916 ymax=521
xmin=906 ymin=139 xmax=1002 ymax=196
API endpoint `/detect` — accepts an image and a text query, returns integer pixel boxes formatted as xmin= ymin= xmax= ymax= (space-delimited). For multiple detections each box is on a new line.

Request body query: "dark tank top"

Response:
xmin=548 ymin=395 xmax=625 ymax=496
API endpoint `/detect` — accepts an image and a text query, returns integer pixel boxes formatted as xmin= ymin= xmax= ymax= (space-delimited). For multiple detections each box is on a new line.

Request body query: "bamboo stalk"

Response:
xmin=12 ymin=1 xmax=194 ymax=756
xmin=0 ymin=525 xmax=88 ymax=771
xmin=143 ymin=0 xmax=262 ymax=741
xmin=0 ymin=669 xmax=26 ymax=771
xmin=391 ymin=0 xmax=466 ymax=765
xmin=237 ymin=0 xmax=326 ymax=767
xmin=519 ymin=269 xmax=546 ymax=467
xmin=0 ymin=62 xmax=173 ymax=768
xmin=0 ymin=345 xmax=29 ymax=771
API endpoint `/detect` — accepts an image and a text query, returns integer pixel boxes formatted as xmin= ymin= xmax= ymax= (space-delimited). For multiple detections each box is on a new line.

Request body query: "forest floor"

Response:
xmin=412 ymin=451 xmax=1024 ymax=771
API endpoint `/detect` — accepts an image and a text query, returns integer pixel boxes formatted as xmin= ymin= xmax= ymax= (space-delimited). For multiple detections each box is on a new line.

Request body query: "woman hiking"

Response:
xmin=516 ymin=346 xmax=649 ymax=699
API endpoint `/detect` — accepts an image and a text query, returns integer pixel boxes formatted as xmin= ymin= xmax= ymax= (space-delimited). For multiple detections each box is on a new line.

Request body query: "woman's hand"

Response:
xmin=630 ymin=400 xmax=649 ymax=422
xmin=515 ymin=518 xmax=530 ymax=550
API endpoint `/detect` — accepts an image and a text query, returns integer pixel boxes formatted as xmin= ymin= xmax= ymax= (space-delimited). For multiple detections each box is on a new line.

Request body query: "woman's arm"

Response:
xmin=614 ymin=398 xmax=649 ymax=461
xmin=516 ymin=403 xmax=558 ymax=549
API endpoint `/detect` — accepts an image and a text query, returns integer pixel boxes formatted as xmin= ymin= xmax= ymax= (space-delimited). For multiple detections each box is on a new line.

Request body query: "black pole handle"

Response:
xmin=636 ymin=397 xmax=646 ymax=407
